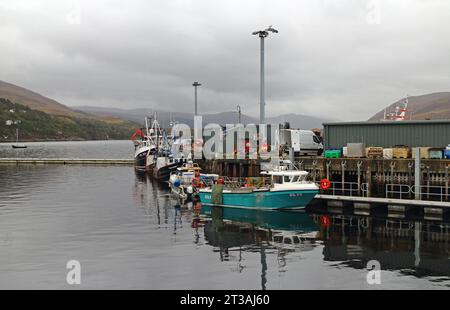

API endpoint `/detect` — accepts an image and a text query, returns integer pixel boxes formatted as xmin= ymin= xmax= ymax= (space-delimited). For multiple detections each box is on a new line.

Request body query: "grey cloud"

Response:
xmin=0 ymin=0 xmax=450 ymax=121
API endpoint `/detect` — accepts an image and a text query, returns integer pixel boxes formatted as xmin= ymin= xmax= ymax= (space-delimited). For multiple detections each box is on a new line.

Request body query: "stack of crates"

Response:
xmin=445 ymin=145 xmax=450 ymax=159
xmin=366 ymin=147 xmax=383 ymax=158
xmin=383 ymin=148 xmax=393 ymax=159
xmin=347 ymin=143 xmax=366 ymax=158
xmin=392 ymin=146 xmax=411 ymax=159
xmin=412 ymin=147 xmax=431 ymax=159
xmin=324 ymin=150 xmax=341 ymax=158
xmin=429 ymin=148 xmax=443 ymax=159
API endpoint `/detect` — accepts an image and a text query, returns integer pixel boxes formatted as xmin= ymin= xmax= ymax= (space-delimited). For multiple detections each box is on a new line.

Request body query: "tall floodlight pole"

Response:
xmin=236 ymin=105 xmax=242 ymax=124
xmin=252 ymin=26 xmax=278 ymax=124
xmin=192 ymin=82 xmax=201 ymax=116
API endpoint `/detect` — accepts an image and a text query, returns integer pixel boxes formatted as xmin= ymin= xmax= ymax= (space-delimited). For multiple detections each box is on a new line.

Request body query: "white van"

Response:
xmin=280 ymin=129 xmax=323 ymax=156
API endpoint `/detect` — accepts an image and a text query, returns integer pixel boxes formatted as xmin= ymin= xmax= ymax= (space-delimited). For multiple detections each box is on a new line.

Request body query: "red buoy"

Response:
xmin=192 ymin=177 xmax=200 ymax=188
xmin=320 ymin=215 xmax=331 ymax=228
xmin=320 ymin=178 xmax=331 ymax=190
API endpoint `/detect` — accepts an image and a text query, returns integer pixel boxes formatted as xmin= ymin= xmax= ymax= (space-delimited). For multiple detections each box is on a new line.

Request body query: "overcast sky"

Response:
xmin=1 ymin=0 xmax=449 ymax=121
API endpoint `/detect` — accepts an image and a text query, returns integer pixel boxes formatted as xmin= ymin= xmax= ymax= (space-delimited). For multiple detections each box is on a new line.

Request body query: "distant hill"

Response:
xmin=0 ymin=80 xmax=139 ymax=141
xmin=0 ymin=80 xmax=85 ymax=117
xmin=369 ymin=92 xmax=450 ymax=121
xmin=75 ymin=106 xmax=333 ymax=130
xmin=0 ymin=98 xmax=137 ymax=141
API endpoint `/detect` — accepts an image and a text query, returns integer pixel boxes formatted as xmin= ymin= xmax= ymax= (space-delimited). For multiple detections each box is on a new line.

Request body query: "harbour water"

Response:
xmin=0 ymin=141 xmax=449 ymax=289
xmin=0 ymin=140 xmax=133 ymax=159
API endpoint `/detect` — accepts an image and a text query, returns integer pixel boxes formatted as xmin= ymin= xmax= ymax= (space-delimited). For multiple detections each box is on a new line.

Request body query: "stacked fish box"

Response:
xmin=342 ymin=146 xmax=348 ymax=157
xmin=383 ymin=148 xmax=393 ymax=159
xmin=324 ymin=150 xmax=341 ymax=158
xmin=346 ymin=143 xmax=366 ymax=158
xmin=366 ymin=147 xmax=383 ymax=159
xmin=429 ymin=148 xmax=443 ymax=159
xmin=412 ymin=147 xmax=431 ymax=159
xmin=392 ymin=146 xmax=412 ymax=159
xmin=445 ymin=145 xmax=450 ymax=159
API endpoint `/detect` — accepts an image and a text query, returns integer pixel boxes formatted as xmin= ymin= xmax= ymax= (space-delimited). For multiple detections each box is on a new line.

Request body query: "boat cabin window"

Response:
xmin=272 ymin=174 xmax=306 ymax=183
xmin=272 ymin=176 xmax=283 ymax=184
xmin=272 ymin=174 xmax=306 ymax=184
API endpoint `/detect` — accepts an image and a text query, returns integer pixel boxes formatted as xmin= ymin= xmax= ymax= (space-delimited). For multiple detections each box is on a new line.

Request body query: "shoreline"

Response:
xmin=0 ymin=139 xmax=131 ymax=144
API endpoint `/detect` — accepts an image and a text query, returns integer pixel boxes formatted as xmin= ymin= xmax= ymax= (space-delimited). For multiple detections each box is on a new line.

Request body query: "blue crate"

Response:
xmin=444 ymin=149 xmax=450 ymax=159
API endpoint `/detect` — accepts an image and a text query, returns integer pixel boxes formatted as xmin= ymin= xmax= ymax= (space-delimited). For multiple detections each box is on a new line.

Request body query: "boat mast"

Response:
xmin=145 ymin=116 xmax=150 ymax=138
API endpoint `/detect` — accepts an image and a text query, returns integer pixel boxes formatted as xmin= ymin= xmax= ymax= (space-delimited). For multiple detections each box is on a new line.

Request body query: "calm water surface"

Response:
xmin=0 ymin=140 xmax=133 ymax=159
xmin=0 ymin=141 xmax=449 ymax=289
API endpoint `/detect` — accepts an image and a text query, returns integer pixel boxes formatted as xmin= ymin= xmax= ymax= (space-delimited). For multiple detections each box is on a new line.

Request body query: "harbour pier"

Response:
xmin=200 ymin=157 xmax=450 ymax=196
xmin=198 ymin=156 xmax=450 ymax=218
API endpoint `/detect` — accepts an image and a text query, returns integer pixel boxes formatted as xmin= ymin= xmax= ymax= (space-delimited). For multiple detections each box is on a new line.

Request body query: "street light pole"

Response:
xmin=252 ymin=26 xmax=278 ymax=124
xmin=236 ymin=105 xmax=242 ymax=124
xmin=260 ymin=35 xmax=265 ymax=124
xmin=192 ymin=82 xmax=201 ymax=116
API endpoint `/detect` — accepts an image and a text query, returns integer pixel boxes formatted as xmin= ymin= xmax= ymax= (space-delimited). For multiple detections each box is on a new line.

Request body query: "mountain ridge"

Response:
xmin=0 ymin=80 xmax=85 ymax=117
xmin=74 ymin=106 xmax=334 ymax=130
xmin=369 ymin=92 xmax=450 ymax=121
xmin=0 ymin=80 xmax=140 ymax=141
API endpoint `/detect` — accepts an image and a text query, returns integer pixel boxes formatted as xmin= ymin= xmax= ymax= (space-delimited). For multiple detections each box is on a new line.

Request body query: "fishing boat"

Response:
xmin=132 ymin=116 xmax=159 ymax=171
xmin=152 ymin=155 xmax=185 ymax=181
xmin=168 ymin=161 xmax=218 ymax=202
xmin=198 ymin=170 xmax=319 ymax=210
xmin=151 ymin=125 xmax=189 ymax=181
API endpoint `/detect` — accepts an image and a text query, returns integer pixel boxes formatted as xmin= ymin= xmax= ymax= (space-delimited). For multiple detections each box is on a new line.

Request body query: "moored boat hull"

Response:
xmin=12 ymin=144 xmax=27 ymax=149
xmin=198 ymin=189 xmax=318 ymax=210
xmin=134 ymin=150 xmax=149 ymax=171
xmin=153 ymin=162 xmax=184 ymax=181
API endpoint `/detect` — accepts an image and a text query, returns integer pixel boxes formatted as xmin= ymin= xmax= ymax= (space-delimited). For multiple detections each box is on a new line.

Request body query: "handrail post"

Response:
xmin=341 ymin=160 xmax=347 ymax=195
xmin=445 ymin=165 xmax=449 ymax=202
xmin=357 ymin=161 xmax=363 ymax=196
xmin=414 ymin=148 xmax=421 ymax=200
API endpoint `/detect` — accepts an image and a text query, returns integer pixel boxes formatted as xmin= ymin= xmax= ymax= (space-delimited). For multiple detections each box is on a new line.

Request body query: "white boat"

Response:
xmin=169 ymin=161 xmax=218 ymax=202
xmin=133 ymin=115 xmax=159 ymax=171
xmin=12 ymin=127 xmax=27 ymax=149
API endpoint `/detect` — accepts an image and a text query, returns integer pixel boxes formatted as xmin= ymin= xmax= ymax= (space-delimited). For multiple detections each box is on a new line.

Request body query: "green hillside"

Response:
xmin=0 ymin=98 xmax=137 ymax=141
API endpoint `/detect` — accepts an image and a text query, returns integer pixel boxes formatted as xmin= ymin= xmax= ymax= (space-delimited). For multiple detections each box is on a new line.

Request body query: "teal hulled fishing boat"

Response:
xmin=198 ymin=170 xmax=319 ymax=210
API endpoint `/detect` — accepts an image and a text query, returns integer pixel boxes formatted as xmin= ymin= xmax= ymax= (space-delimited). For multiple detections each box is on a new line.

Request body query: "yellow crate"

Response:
xmin=392 ymin=147 xmax=411 ymax=159
xmin=412 ymin=147 xmax=431 ymax=159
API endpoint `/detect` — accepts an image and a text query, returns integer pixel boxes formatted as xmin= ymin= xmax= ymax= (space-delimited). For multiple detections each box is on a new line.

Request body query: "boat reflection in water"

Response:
xmin=132 ymin=172 xmax=450 ymax=289
xmin=319 ymin=215 xmax=450 ymax=280
xmin=201 ymin=205 xmax=319 ymax=246
xmin=198 ymin=204 xmax=450 ymax=288
xmin=199 ymin=205 xmax=320 ymax=289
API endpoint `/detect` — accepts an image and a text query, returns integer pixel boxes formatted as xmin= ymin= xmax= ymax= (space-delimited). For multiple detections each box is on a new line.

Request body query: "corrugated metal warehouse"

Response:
xmin=323 ymin=120 xmax=450 ymax=149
